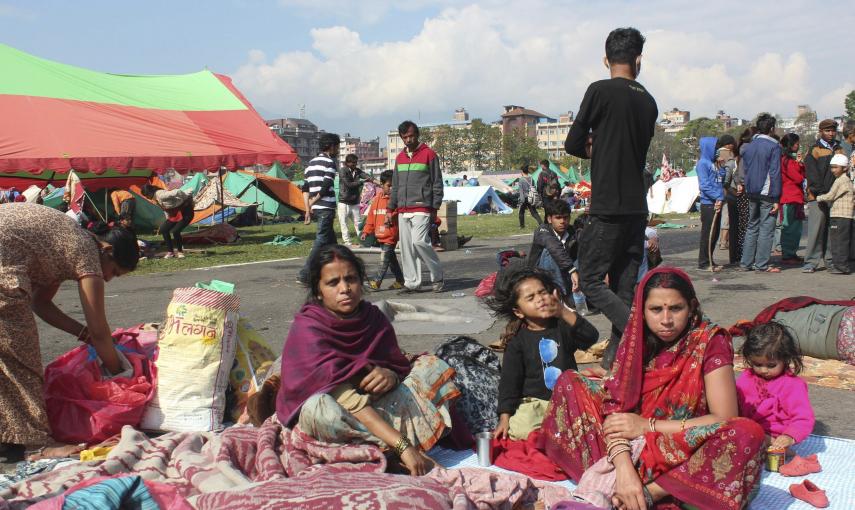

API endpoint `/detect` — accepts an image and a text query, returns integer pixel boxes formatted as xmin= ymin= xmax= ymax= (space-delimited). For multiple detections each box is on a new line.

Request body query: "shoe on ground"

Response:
xmin=789 ymin=480 xmax=829 ymax=508
xmin=780 ymin=454 xmax=821 ymax=477
xmin=802 ymin=265 xmax=816 ymax=273
xmin=829 ymin=267 xmax=850 ymax=275
xmin=697 ymin=264 xmax=723 ymax=272
xmin=163 ymin=252 xmax=175 ymax=259
xmin=367 ymin=280 xmax=381 ymax=291
xmin=736 ymin=265 xmax=754 ymax=272
xmin=388 ymin=281 xmax=405 ymax=290
xmin=432 ymin=279 xmax=445 ymax=293
xmin=781 ymin=256 xmax=803 ymax=264
xmin=398 ymin=286 xmax=423 ymax=295
xmin=176 ymin=251 xmax=186 ymax=259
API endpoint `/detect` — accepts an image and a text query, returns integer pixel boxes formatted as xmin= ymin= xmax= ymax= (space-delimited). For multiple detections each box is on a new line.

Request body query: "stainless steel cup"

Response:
xmin=476 ymin=431 xmax=492 ymax=467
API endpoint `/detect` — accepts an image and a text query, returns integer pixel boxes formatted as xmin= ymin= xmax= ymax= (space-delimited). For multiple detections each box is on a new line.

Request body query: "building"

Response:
xmin=265 ymin=118 xmax=322 ymax=165
xmin=501 ymin=105 xmax=554 ymax=138
xmin=453 ymin=107 xmax=470 ymax=122
xmin=661 ymin=108 xmax=690 ymax=134
xmin=715 ymin=110 xmax=745 ymax=130
xmin=535 ymin=111 xmax=574 ymax=159
xmin=339 ymin=134 xmax=380 ymax=163
xmin=360 ymin=155 xmax=388 ymax=176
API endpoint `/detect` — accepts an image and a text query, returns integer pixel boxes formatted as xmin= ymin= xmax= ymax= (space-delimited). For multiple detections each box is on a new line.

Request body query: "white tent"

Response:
xmin=647 ymin=176 xmax=699 ymax=214
xmin=442 ymin=185 xmax=513 ymax=215
xmin=477 ymin=175 xmax=514 ymax=194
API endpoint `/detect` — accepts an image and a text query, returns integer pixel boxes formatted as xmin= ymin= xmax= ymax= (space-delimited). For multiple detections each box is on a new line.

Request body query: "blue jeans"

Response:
xmin=538 ymin=250 xmax=569 ymax=294
xmin=299 ymin=208 xmax=336 ymax=282
xmin=740 ymin=200 xmax=776 ymax=270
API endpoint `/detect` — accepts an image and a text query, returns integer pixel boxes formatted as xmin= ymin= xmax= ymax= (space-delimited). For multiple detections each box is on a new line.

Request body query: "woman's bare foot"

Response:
xmin=26 ymin=443 xmax=85 ymax=461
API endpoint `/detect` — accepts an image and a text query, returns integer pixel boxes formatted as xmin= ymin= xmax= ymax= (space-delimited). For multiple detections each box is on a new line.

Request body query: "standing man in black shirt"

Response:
xmin=564 ymin=27 xmax=658 ymax=370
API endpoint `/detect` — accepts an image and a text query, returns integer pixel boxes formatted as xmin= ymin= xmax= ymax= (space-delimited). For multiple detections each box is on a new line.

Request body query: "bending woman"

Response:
xmin=0 ymin=203 xmax=139 ymax=459
xmin=252 ymin=244 xmax=459 ymax=475
xmin=141 ymin=184 xmax=194 ymax=259
xmin=542 ymin=267 xmax=765 ymax=510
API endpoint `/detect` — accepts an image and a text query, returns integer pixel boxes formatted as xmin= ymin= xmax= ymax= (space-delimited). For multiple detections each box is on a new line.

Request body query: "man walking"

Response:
xmin=388 ymin=121 xmax=444 ymax=293
xmin=517 ymin=164 xmax=543 ymax=229
xmin=298 ymin=132 xmax=341 ymax=284
xmin=802 ymin=119 xmax=841 ymax=273
xmin=564 ymin=27 xmax=658 ymax=369
xmin=337 ymin=154 xmax=374 ymax=247
xmin=740 ymin=114 xmax=782 ymax=273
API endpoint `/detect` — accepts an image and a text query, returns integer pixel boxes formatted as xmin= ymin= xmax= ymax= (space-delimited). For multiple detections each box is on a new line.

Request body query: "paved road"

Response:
xmin=36 ymin=222 xmax=855 ymax=441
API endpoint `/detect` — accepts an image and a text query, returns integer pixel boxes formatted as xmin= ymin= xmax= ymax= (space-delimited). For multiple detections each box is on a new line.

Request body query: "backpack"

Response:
xmin=523 ymin=176 xmax=541 ymax=207
xmin=434 ymin=336 xmax=500 ymax=433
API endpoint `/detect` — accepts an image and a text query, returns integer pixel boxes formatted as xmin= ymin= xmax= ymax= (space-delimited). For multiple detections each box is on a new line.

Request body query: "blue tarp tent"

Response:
xmin=441 ymin=186 xmax=512 ymax=215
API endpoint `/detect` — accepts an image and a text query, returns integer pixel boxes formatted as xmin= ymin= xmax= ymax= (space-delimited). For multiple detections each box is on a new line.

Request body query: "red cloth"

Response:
xmin=275 ymin=301 xmax=412 ymax=426
xmin=728 ymin=296 xmax=855 ymax=337
xmin=474 ymin=272 xmax=497 ymax=298
xmin=490 ymin=430 xmax=568 ymax=481
xmin=780 ymin=156 xmax=806 ymax=204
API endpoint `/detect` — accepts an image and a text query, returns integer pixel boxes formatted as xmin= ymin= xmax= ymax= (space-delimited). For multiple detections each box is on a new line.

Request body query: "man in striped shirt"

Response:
xmin=298 ymin=133 xmax=341 ymax=284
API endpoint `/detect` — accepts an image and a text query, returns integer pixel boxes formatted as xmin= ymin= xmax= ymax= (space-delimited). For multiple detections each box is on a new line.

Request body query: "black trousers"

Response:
xmin=698 ymin=204 xmax=722 ymax=268
xmin=518 ymin=201 xmax=542 ymax=228
xmin=376 ymin=243 xmax=404 ymax=283
xmin=829 ymin=217 xmax=851 ymax=273
xmin=577 ymin=214 xmax=647 ymax=369
xmin=160 ymin=200 xmax=195 ymax=252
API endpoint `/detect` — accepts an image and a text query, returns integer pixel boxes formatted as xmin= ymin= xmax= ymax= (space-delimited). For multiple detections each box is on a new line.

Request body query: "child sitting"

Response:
xmin=488 ymin=266 xmax=599 ymax=440
xmin=816 ymin=153 xmax=854 ymax=274
xmin=736 ymin=322 xmax=815 ymax=450
xmin=527 ymin=199 xmax=579 ymax=295
xmin=361 ymin=170 xmax=405 ymax=290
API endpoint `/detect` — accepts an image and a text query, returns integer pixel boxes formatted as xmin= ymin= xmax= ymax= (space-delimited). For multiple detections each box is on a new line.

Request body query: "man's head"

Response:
xmin=829 ymin=154 xmax=849 ymax=177
xmin=319 ymin=133 xmax=341 ymax=157
xmin=344 ymin=154 xmax=358 ymax=169
xmin=398 ymin=120 xmax=420 ymax=151
xmin=539 ymin=159 xmax=549 ymax=170
xmin=462 ymin=174 xmax=468 ymax=181
xmin=379 ymin=169 xmax=393 ymax=194
xmin=843 ymin=120 xmax=855 ymax=143
xmin=604 ymin=27 xmax=645 ymax=78
xmin=755 ymin=113 xmax=776 ymax=135
xmin=521 ymin=164 xmax=530 ymax=175
xmin=818 ymin=119 xmax=838 ymax=144
xmin=544 ymin=199 xmax=572 ymax=234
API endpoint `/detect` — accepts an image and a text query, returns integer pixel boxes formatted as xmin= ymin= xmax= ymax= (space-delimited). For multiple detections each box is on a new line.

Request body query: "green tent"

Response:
xmin=267 ymin=161 xmax=289 ymax=179
xmin=42 ymin=186 xmax=164 ymax=232
xmin=181 ymin=173 xmax=208 ymax=194
xmin=223 ymin=172 xmax=298 ymax=218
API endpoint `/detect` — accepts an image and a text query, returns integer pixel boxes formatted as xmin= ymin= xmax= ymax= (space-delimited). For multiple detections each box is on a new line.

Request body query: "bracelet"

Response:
xmin=648 ymin=417 xmax=657 ymax=433
xmin=680 ymin=417 xmax=687 ymax=432
xmin=607 ymin=445 xmax=631 ymax=464
xmin=392 ymin=436 xmax=412 ymax=457
xmin=606 ymin=438 xmax=630 ymax=450
xmin=76 ymin=325 xmax=88 ymax=341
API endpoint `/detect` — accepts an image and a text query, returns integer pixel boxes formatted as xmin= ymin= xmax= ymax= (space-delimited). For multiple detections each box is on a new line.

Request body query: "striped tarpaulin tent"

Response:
xmin=0 ymin=44 xmax=296 ymax=190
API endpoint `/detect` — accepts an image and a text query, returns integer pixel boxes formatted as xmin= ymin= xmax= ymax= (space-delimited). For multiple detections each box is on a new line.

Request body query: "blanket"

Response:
xmin=375 ymin=296 xmax=495 ymax=336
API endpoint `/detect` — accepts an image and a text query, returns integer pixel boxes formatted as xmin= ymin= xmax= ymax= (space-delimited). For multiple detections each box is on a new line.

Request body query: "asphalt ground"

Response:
xmin=16 ymin=219 xmax=855 ymax=472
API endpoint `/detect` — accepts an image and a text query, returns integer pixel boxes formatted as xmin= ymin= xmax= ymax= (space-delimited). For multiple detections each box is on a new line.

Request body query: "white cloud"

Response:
xmin=235 ymin=1 xmax=855 ymax=135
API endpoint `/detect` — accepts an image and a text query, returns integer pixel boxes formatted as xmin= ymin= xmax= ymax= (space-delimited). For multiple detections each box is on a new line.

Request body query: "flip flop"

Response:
xmin=488 ymin=341 xmax=506 ymax=352
xmin=762 ymin=266 xmax=781 ymax=273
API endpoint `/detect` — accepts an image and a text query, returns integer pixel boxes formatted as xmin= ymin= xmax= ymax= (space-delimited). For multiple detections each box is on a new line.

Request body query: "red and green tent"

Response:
xmin=0 ymin=44 xmax=296 ymax=190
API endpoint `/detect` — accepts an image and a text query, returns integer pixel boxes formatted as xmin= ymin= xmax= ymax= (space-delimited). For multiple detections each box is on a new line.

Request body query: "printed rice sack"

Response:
xmin=140 ymin=287 xmax=239 ymax=432
xmin=228 ymin=318 xmax=276 ymax=422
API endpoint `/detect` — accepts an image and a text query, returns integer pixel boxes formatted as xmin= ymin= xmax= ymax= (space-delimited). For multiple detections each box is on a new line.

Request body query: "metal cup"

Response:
xmin=476 ymin=431 xmax=492 ymax=467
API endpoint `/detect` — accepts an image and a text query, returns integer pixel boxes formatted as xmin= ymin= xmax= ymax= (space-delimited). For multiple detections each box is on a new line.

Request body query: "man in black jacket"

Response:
xmin=337 ymin=154 xmax=374 ymax=247
xmin=528 ymin=200 xmax=579 ymax=295
xmin=803 ymin=119 xmax=842 ymax=272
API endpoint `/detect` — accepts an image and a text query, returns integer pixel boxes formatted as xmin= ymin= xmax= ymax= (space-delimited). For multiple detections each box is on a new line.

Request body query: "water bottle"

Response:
xmin=464 ymin=249 xmax=472 ymax=255
xmin=572 ymin=291 xmax=589 ymax=316
xmin=451 ymin=291 xmax=466 ymax=298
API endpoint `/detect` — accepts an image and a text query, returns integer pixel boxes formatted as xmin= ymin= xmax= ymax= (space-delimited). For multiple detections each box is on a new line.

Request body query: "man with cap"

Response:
xmin=802 ymin=119 xmax=843 ymax=273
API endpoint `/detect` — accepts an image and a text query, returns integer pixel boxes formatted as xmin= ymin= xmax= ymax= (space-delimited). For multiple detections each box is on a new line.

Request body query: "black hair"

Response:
xmin=398 ymin=120 xmax=419 ymax=137
xmin=780 ymin=133 xmax=800 ymax=154
xmin=544 ymin=198 xmax=572 ymax=219
xmin=605 ymin=27 xmax=645 ymax=65
xmin=521 ymin=164 xmax=530 ymax=174
xmin=344 ymin=154 xmax=358 ymax=163
xmin=140 ymin=184 xmax=157 ymax=199
xmin=641 ymin=270 xmax=702 ymax=363
xmin=87 ymin=221 xmax=140 ymax=271
xmin=486 ymin=264 xmax=562 ymax=349
xmin=379 ymin=169 xmax=393 ymax=184
xmin=318 ymin=133 xmax=341 ymax=152
xmin=305 ymin=244 xmax=366 ymax=303
xmin=741 ymin=322 xmax=803 ymax=375
xmin=715 ymin=134 xmax=737 ymax=151
xmin=539 ymin=159 xmax=549 ymax=167
xmin=755 ymin=113 xmax=776 ymax=135
xmin=843 ymin=120 xmax=855 ymax=138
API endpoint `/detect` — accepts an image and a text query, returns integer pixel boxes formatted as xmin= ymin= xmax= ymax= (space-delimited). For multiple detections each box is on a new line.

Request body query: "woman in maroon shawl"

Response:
xmin=543 ymin=267 xmax=766 ymax=510
xmin=274 ymin=244 xmax=459 ymax=476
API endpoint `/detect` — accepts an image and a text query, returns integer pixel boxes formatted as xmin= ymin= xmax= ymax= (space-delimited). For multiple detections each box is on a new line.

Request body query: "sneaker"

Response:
xmin=789 ymin=480 xmax=829 ymax=508
xmin=432 ymin=279 xmax=445 ymax=293
xmin=176 ymin=251 xmax=186 ymax=259
xmin=163 ymin=252 xmax=175 ymax=259
xmin=780 ymin=454 xmax=822 ymax=477
xmin=388 ymin=281 xmax=405 ymax=290
xmin=829 ymin=267 xmax=850 ymax=275
xmin=802 ymin=265 xmax=816 ymax=273
xmin=367 ymin=280 xmax=381 ymax=291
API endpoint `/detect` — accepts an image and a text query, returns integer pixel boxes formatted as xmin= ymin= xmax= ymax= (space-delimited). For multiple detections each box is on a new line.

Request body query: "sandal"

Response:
xmin=488 ymin=340 xmax=506 ymax=352
xmin=762 ymin=266 xmax=781 ymax=273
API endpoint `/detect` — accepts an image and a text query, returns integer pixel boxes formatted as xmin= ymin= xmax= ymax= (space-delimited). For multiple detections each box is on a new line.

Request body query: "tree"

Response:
xmin=287 ymin=161 xmax=304 ymax=181
xmin=502 ymin=128 xmax=546 ymax=170
xmin=846 ymin=90 xmax=855 ymax=119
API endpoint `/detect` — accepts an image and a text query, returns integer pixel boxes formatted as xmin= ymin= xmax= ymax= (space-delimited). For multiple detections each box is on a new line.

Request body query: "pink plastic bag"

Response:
xmin=44 ymin=336 xmax=157 ymax=444
xmin=474 ymin=272 xmax=497 ymax=298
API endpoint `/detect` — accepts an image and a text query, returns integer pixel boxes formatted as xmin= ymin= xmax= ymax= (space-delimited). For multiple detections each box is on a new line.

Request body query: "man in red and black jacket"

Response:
xmin=387 ymin=121 xmax=445 ymax=293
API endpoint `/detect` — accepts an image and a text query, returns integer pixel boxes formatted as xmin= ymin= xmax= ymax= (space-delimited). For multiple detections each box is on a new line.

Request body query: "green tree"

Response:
xmin=287 ymin=161 xmax=304 ymax=181
xmin=846 ymin=90 xmax=855 ymax=119
xmin=467 ymin=119 xmax=498 ymax=172
xmin=502 ymin=128 xmax=546 ymax=170
xmin=422 ymin=126 xmax=467 ymax=174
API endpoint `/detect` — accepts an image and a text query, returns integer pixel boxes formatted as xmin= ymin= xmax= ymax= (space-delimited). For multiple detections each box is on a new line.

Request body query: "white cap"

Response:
xmin=830 ymin=154 xmax=849 ymax=167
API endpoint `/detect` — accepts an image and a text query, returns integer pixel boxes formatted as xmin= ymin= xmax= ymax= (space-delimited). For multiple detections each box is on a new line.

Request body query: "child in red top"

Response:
xmin=779 ymin=133 xmax=806 ymax=263
xmin=362 ymin=170 xmax=405 ymax=290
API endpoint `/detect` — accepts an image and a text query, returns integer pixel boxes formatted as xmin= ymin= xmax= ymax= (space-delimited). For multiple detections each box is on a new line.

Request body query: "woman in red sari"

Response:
xmin=542 ymin=267 xmax=765 ymax=510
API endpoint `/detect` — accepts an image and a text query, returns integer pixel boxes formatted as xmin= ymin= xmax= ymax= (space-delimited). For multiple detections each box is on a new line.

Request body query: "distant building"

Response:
xmin=501 ymin=105 xmax=554 ymax=138
xmin=340 ymin=134 xmax=380 ymax=163
xmin=536 ymin=111 xmax=574 ymax=159
xmin=360 ymin=155 xmax=388 ymax=176
xmin=265 ymin=118 xmax=322 ymax=165
xmin=453 ymin=107 xmax=470 ymax=122
xmin=715 ymin=110 xmax=745 ymax=129
xmin=661 ymin=108 xmax=690 ymax=134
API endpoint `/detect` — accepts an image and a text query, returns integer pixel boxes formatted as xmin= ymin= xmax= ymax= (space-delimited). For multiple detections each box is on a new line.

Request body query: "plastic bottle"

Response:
xmin=464 ymin=249 xmax=472 ymax=255
xmin=451 ymin=291 xmax=466 ymax=298
xmin=572 ymin=291 xmax=589 ymax=316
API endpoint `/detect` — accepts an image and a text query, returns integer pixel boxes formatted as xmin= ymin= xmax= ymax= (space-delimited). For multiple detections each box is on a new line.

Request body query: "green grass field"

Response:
xmin=134 ymin=211 xmax=698 ymax=275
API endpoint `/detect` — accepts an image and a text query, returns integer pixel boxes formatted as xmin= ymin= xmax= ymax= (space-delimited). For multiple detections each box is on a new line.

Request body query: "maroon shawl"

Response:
xmin=275 ymin=301 xmax=412 ymax=426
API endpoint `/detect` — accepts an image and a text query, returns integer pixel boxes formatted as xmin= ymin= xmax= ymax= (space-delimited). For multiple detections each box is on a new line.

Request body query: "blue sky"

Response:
xmin=4 ymin=1 xmax=854 ymax=142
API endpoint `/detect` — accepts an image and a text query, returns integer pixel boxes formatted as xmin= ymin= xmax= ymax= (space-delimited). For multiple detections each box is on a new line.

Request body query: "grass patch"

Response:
xmin=134 ymin=211 xmax=698 ymax=275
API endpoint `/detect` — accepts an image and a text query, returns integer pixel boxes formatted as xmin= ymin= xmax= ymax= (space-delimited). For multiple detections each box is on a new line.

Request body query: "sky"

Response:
xmin=4 ymin=0 xmax=854 ymax=144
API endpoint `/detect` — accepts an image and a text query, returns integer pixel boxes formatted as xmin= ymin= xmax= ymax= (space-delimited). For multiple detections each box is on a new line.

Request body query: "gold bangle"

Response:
xmin=393 ymin=436 xmax=412 ymax=457
xmin=649 ymin=417 xmax=656 ymax=433
xmin=680 ymin=417 xmax=687 ymax=432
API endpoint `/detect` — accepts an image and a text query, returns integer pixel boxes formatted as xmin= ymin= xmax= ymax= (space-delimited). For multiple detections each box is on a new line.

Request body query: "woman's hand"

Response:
xmin=493 ymin=414 xmax=511 ymax=440
xmin=400 ymin=446 xmax=434 ymax=476
xmin=770 ymin=434 xmax=795 ymax=450
xmin=603 ymin=413 xmax=647 ymax=441
xmin=359 ymin=366 xmax=398 ymax=396
xmin=570 ymin=272 xmax=580 ymax=293
xmin=612 ymin=461 xmax=648 ymax=510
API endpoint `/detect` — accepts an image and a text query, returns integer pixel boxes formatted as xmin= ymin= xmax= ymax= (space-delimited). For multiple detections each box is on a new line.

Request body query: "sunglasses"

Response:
xmin=539 ymin=338 xmax=561 ymax=390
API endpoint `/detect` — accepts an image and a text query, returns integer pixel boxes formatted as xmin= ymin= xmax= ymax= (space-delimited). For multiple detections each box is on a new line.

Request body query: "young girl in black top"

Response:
xmin=487 ymin=266 xmax=599 ymax=440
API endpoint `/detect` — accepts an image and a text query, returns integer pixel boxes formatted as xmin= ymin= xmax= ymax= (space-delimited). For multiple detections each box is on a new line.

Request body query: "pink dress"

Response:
xmin=736 ymin=370 xmax=815 ymax=443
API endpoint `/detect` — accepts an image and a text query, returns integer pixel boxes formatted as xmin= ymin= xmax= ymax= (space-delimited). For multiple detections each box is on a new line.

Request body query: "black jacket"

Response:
xmin=338 ymin=166 xmax=372 ymax=205
xmin=804 ymin=139 xmax=841 ymax=198
xmin=527 ymin=224 xmax=578 ymax=275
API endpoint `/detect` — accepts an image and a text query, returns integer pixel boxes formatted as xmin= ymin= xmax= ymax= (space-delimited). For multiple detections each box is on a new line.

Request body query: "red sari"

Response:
xmin=542 ymin=267 xmax=765 ymax=510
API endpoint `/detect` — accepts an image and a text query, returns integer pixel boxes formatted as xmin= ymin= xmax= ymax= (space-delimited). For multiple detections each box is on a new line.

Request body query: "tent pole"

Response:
xmin=219 ymin=167 xmax=225 ymax=225
xmin=255 ymin=168 xmax=263 ymax=231
xmin=83 ymin=190 xmax=106 ymax=222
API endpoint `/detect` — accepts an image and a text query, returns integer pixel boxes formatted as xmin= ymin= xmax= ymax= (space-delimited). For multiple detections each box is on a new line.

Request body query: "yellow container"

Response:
xmin=766 ymin=447 xmax=786 ymax=472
